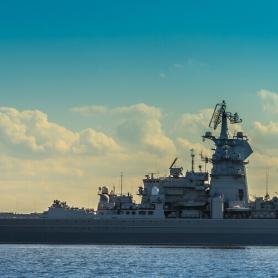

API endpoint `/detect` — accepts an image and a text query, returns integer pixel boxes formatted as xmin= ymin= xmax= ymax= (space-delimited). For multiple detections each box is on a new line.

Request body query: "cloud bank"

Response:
xmin=1 ymin=92 xmax=278 ymax=212
xmin=258 ymin=89 xmax=278 ymax=113
xmin=0 ymin=107 xmax=120 ymax=158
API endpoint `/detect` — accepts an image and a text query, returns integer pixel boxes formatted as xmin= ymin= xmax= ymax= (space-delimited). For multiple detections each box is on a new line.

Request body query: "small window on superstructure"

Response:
xmin=148 ymin=211 xmax=154 ymax=215
xmin=132 ymin=211 xmax=136 ymax=215
xmin=139 ymin=211 xmax=146 ymax=215
xmin=126 ymin=211 xmax=130 ymax=215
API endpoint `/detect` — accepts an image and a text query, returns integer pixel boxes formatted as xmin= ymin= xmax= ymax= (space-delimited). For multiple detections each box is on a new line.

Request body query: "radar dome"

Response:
xmin=151 ymin=186 xmax=160 ymax=196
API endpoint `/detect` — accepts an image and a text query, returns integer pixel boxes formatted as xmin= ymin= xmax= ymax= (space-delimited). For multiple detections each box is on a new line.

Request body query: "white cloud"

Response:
xmin=0 ymin=107 xmax=120 ymax=158
xmin=113 ymin=103 xmax=161 ymax=117
xmin=114 ymin=103 xmax=176 ymax=156
xmin=177 ymin=108 xmax=213 ymax=142
xmin=69 ymin=103 xmax=176 ymax=157
xmin=78 ymin=129 xmax=121 ymax=154
xmin=254 ymin=121 xmax=278 ymax=134
xmin=252 ymin=121 xmax=278 ymax=150
xmin=258 ymin=89 xmax=278 ymax=113
xmin=180 ymin=108 xmax=213 ymax=128
xmin=70 ymin=105 xmax=108 ymax=115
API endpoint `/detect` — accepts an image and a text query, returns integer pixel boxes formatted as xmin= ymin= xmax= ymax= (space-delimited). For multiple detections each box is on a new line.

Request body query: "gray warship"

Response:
xmin=0 ymin=101 xmax=278 ymax=245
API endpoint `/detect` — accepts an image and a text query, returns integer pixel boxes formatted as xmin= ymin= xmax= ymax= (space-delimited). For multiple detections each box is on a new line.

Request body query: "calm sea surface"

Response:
xmin=0 ymin=245 xmax=277 ymax=277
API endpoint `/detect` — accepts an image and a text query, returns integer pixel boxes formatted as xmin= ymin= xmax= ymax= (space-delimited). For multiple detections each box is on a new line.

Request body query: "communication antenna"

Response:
xmin=200 ymin=152 xmax=210 ymax=172
xmin=191 ymin=149 xmax=195 ymax=172
xmin=265 ymin=168 xmax=270 ymax=200
xmin=120 ymin=172 xmax=123 ymax=196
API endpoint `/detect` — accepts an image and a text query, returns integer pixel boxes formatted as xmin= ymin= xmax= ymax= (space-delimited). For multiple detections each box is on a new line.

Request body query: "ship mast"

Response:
xmin=265 ymin=168 xmax=270 ymax=200
xmin=120 ymin=172 xmax=123 ymax=196
xmin=191 ymin=149 xmax=195 ymax=172
xmin=203 ymin=101 xmax=253 ymax=206
xmin=208 ymin=100 xmax=242 ymax=140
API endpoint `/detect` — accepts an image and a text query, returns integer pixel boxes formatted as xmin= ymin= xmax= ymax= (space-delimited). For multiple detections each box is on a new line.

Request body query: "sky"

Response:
xmin=1 ymin=1 xmax=278 ymax=212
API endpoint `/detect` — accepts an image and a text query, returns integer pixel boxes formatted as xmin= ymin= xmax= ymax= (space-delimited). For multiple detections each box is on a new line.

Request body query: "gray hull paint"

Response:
xmin=0 ymin=218 xmax=278 ymax=245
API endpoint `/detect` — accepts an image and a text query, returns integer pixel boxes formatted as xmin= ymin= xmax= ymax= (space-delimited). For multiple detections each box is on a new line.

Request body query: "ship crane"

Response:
xmin=169 ymin=157 xmax=178 ymax=170
xmin=169 ymin=157 xmax=183 ymax=178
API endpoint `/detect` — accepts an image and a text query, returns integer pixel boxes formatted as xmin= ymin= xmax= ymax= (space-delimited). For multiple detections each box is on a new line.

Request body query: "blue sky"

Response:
xmin=1 ymin=1 xmax=278 ymax=210
xmin=1 ymin=1 xmax=278 ymax=119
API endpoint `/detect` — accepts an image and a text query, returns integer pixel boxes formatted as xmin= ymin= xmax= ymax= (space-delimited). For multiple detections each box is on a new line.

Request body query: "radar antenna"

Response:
xmin=208 ymin=100 xmax=242 ymax=139
xmin=209 ymin=101 xmax=226 ymax=130
xmin=209 ymin=100 xmax=242 ymax=130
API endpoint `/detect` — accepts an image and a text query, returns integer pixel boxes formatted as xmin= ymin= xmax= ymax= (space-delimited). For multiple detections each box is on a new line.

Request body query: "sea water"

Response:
xmin=0 ymin=245 xmax=277 ymax=278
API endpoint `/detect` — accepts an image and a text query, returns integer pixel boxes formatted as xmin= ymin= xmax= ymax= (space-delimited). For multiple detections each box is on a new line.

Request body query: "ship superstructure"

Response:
xmin=95 ymin=101 xmax=278 ymax=221
xmin=203 ymin=101 xmax=253 ymax=218
xmin=97 ymin=156 xmax=210 ymax=219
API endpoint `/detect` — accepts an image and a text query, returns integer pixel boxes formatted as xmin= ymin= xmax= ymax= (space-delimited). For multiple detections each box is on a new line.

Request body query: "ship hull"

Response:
xmin=0 ymin=218 xmax=278 ymax=246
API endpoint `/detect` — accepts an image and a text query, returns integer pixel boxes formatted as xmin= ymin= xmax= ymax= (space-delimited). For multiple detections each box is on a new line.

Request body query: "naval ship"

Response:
xmin=1 ymin=101 xmax=278 ymax=245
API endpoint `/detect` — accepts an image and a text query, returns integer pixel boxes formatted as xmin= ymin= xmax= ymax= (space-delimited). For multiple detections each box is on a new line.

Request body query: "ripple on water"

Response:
xmin=0 ymin=245 xmax=277 ymax=278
